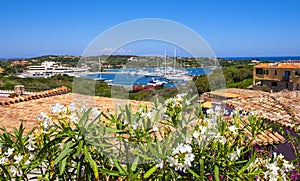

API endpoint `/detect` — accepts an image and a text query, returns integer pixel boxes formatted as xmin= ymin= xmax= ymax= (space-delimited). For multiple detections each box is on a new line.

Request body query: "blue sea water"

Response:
xmin=83 ymin=68 xmax=211 ymax=87
xmin=221 ymin=56 xmax=300 ymax=62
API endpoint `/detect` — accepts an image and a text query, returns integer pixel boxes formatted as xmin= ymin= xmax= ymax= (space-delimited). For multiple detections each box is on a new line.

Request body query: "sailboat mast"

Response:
xmin=164 ymin=51 xmax=167 ymax=76
xmin=173 ymin=48 xmax=176 ymax=75
xmin=98 ymin=57 xmax=102 ymax=79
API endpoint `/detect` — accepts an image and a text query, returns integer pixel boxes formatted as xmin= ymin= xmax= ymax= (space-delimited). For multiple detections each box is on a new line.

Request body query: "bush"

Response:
xmin=0 ymin=94 xmax=298 ymax=180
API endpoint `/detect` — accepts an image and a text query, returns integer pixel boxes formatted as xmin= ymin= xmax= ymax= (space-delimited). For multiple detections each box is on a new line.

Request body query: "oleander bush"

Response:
xmin=0 ymin=94 xmax=299 ymax=180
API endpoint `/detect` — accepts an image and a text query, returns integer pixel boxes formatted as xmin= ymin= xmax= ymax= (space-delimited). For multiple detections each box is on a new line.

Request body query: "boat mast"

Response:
xmin=98 ymin=57 xmax=102 ymax=79
xmin=173 ymin=48 xmax=176 ymax=75
xmin=164 ymin=51 xmax=167 ymax=76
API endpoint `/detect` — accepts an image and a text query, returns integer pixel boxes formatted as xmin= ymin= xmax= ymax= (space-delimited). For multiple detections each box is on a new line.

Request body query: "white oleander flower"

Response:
xmin=10 ymin=166 xmax=23 ymax=177
xmin=215 ymin=105 xmax=222 ymax=113
xmin=266 ymin=162 xmax=280 ymax=175
xmin=0 ymin=157 xmax=7 ymax=164
xmin=14 ymin=153 xmax=23 ymax=164
xmin=50 ymin=102 xmax=65 ymax=113
xmin=223 ymin=109 xmax=229 ymax=116
xmin=91 ymin=107 xmax=101 ymax=117
xmin=153 ymin=125 xmax=159 ymax=132
xmin=282 ymin=160 xmax=295 ymax=172
xmin=206 ymin=108 xmax=213 ymax=115
xmin=185 ymin=100 xmax=191 ymax=106
xmin=184 ymin=153 xmax=195 ymax=167
xmin=228 ymin=125 xmax=238 ymax=135
xmin=156 ymin=159 xmax=164 ymax=169
xmin=199 ymin=126 xmax=207 ymax=134
xmin=25 ymin=160 xmax=30 ymax=165
xmin=25 ymin=144 xmax=35 ymax=151
xmin=4 ymin=148 xmax=14 ymax=157
xmin=68 ymin=102 xmax=76 ymax=112
xmin=229 ymin=147 xmax=241 ymax=161
xmin=29 ymin=153 xmax=34 ymax=160
xmin=215 ymin=134 xmax=226 ymax=145
xmin=193 ymin=131 xmax=200 ymax=139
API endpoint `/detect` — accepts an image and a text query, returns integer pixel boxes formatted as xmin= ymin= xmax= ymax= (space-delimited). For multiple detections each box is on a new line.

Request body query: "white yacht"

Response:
xmin=146 ymin=78 xmax=167 ymax=87
xmin=18 ymin=61 xmax=87 ymax=78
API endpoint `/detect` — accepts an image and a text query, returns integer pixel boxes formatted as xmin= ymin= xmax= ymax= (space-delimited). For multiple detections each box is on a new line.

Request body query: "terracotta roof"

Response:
xmin=271 ymin=91 xmax=300 ymax=123
xmin=226 ymin=95 xmax=298 ymax=130
xmin=224 ymin=116 xmax=285 ymax=146
xmin=0 ymin=92 xmax=149 ymax=133
xmin=254 ymin=63 xmax=300 ymax=69
xmin=201 ymin=88 xmax=289 ymax=145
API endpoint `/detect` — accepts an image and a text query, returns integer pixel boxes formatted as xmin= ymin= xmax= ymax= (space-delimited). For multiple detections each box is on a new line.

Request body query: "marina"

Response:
xmin=84 ymin=67 xmax=211 ymax=87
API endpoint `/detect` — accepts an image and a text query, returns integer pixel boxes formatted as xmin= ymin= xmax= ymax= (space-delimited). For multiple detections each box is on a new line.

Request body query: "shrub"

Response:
xmin=0 ymin=94 xmax=298 ymax=180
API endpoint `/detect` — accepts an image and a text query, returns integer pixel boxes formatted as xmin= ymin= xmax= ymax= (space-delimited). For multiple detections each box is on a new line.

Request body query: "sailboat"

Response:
xmin=94 ymin=57 xmax=107 ymax=81
xmin=163 ymin=49 xmax=192 ymax=82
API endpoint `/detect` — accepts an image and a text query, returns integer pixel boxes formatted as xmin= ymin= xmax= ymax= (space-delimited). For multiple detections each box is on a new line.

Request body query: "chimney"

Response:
xmin=14 ymin=85 xmax=25 ymax=96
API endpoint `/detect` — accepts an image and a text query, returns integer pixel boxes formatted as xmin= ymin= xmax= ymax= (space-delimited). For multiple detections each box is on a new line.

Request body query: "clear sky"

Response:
xmin=1 ymin=0 xmax=300 ymax=58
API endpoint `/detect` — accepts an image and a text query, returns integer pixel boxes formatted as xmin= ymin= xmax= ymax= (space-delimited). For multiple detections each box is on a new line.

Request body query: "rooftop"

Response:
xmin=202 ymin=88 xmax=300 ymax=145
xmin=254 ymin=63 xmax=300 ymax=69
xmin=0 ymin=88 xmax=148 ymax=133
xmin=225 ymin=90 xmax=300 ymax=130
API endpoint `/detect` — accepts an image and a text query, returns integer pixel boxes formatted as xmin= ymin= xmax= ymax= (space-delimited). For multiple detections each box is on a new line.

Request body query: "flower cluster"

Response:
xmin=167 ymin=143 xmax=195 ymax=172
xmin=164 ymin=93 xmax=187 ymax=109
xmin=249 ymin=152 xmax=295 ymax=181
xmin=36 ymin=112 xmax=52 ymax=132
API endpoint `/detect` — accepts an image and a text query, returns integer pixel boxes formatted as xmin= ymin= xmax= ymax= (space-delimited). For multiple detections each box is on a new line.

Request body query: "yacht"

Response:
xmin=18 ymin=61 xmax=87 ymax=78
xmin=146 ymin=78 xmax=167 ymax=87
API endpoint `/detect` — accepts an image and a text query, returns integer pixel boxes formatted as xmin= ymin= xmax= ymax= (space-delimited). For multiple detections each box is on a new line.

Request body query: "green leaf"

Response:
xmin=112 ymin=159 xmax=126 ymax=175
xmin=83 ymin=145 xmax=99 ymax=179
xmin=200 ymin=159 xmax=205 ymax=180
xmin=187 ymin=168 xmax=200 ymax=179
xmin=131 ymin=156 xmax=139 ymax=172
xmin=214 ymin=165 xmax=220 ymax=181
xmin=99 ymin=168 xmax=121 ymax=176
xmin=238 ymin=152 xmax=256 ymax=175
xmin=75 ymin=140 xmax=84 ymax=157
xmin=54 ymin=142 xmax=74 ymax=165
xmin=59 ymin=157 xmax=68 ymax=175
xmin=37 ymin=137 xmax=64 ymax=158
xmin=0 ymin=164 xmax=11 ymax=180
xmin=144 ymin=165 xmax=158 ymax=179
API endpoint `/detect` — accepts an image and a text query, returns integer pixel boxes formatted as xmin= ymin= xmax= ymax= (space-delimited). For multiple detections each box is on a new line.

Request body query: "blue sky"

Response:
xmin=0 ymin=0 xmax=300 ymax=58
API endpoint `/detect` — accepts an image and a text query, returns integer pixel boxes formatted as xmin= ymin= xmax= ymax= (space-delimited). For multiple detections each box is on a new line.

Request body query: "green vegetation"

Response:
xmin=0 ymin=95 xmax=298 ymax=180
xmin=192 ymin=60 xmax=254 ymax=94
xmin=0 ymin=55 xmax=257 ymax=100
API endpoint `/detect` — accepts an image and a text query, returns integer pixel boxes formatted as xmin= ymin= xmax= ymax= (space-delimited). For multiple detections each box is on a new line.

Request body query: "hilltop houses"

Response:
xmin=253 ymin=61 xmax=300 ymax=91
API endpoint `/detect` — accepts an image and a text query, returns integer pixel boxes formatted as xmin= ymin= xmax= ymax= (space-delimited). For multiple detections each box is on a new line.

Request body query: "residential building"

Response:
xmin=253 ymin=62 xmax=300 ymax=91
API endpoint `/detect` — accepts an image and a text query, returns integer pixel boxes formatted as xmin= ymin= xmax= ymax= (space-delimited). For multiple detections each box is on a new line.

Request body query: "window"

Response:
xmin=256 ymin=68 xmax=263 ymax=74
xmin=286 ymin=83 xmax=289 ymax=89
xmin=266 ymin=70 xmax=269 ymax=75
xmin=271 ymin=82 xmax=278 ymax=86
xmin=274 ymin=69 xmax=277 ymax=75
xmin=295 ymin=71 xmax=299 ymax=76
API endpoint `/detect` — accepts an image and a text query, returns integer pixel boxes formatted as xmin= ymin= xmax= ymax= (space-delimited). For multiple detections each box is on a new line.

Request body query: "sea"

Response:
xmin=84 ymin=56 xmax=300 ymax=87
xmin=83 ymin=68 xmax=211 ymax=88
xmin=221 ymin=56 xmax=300 ymax=62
